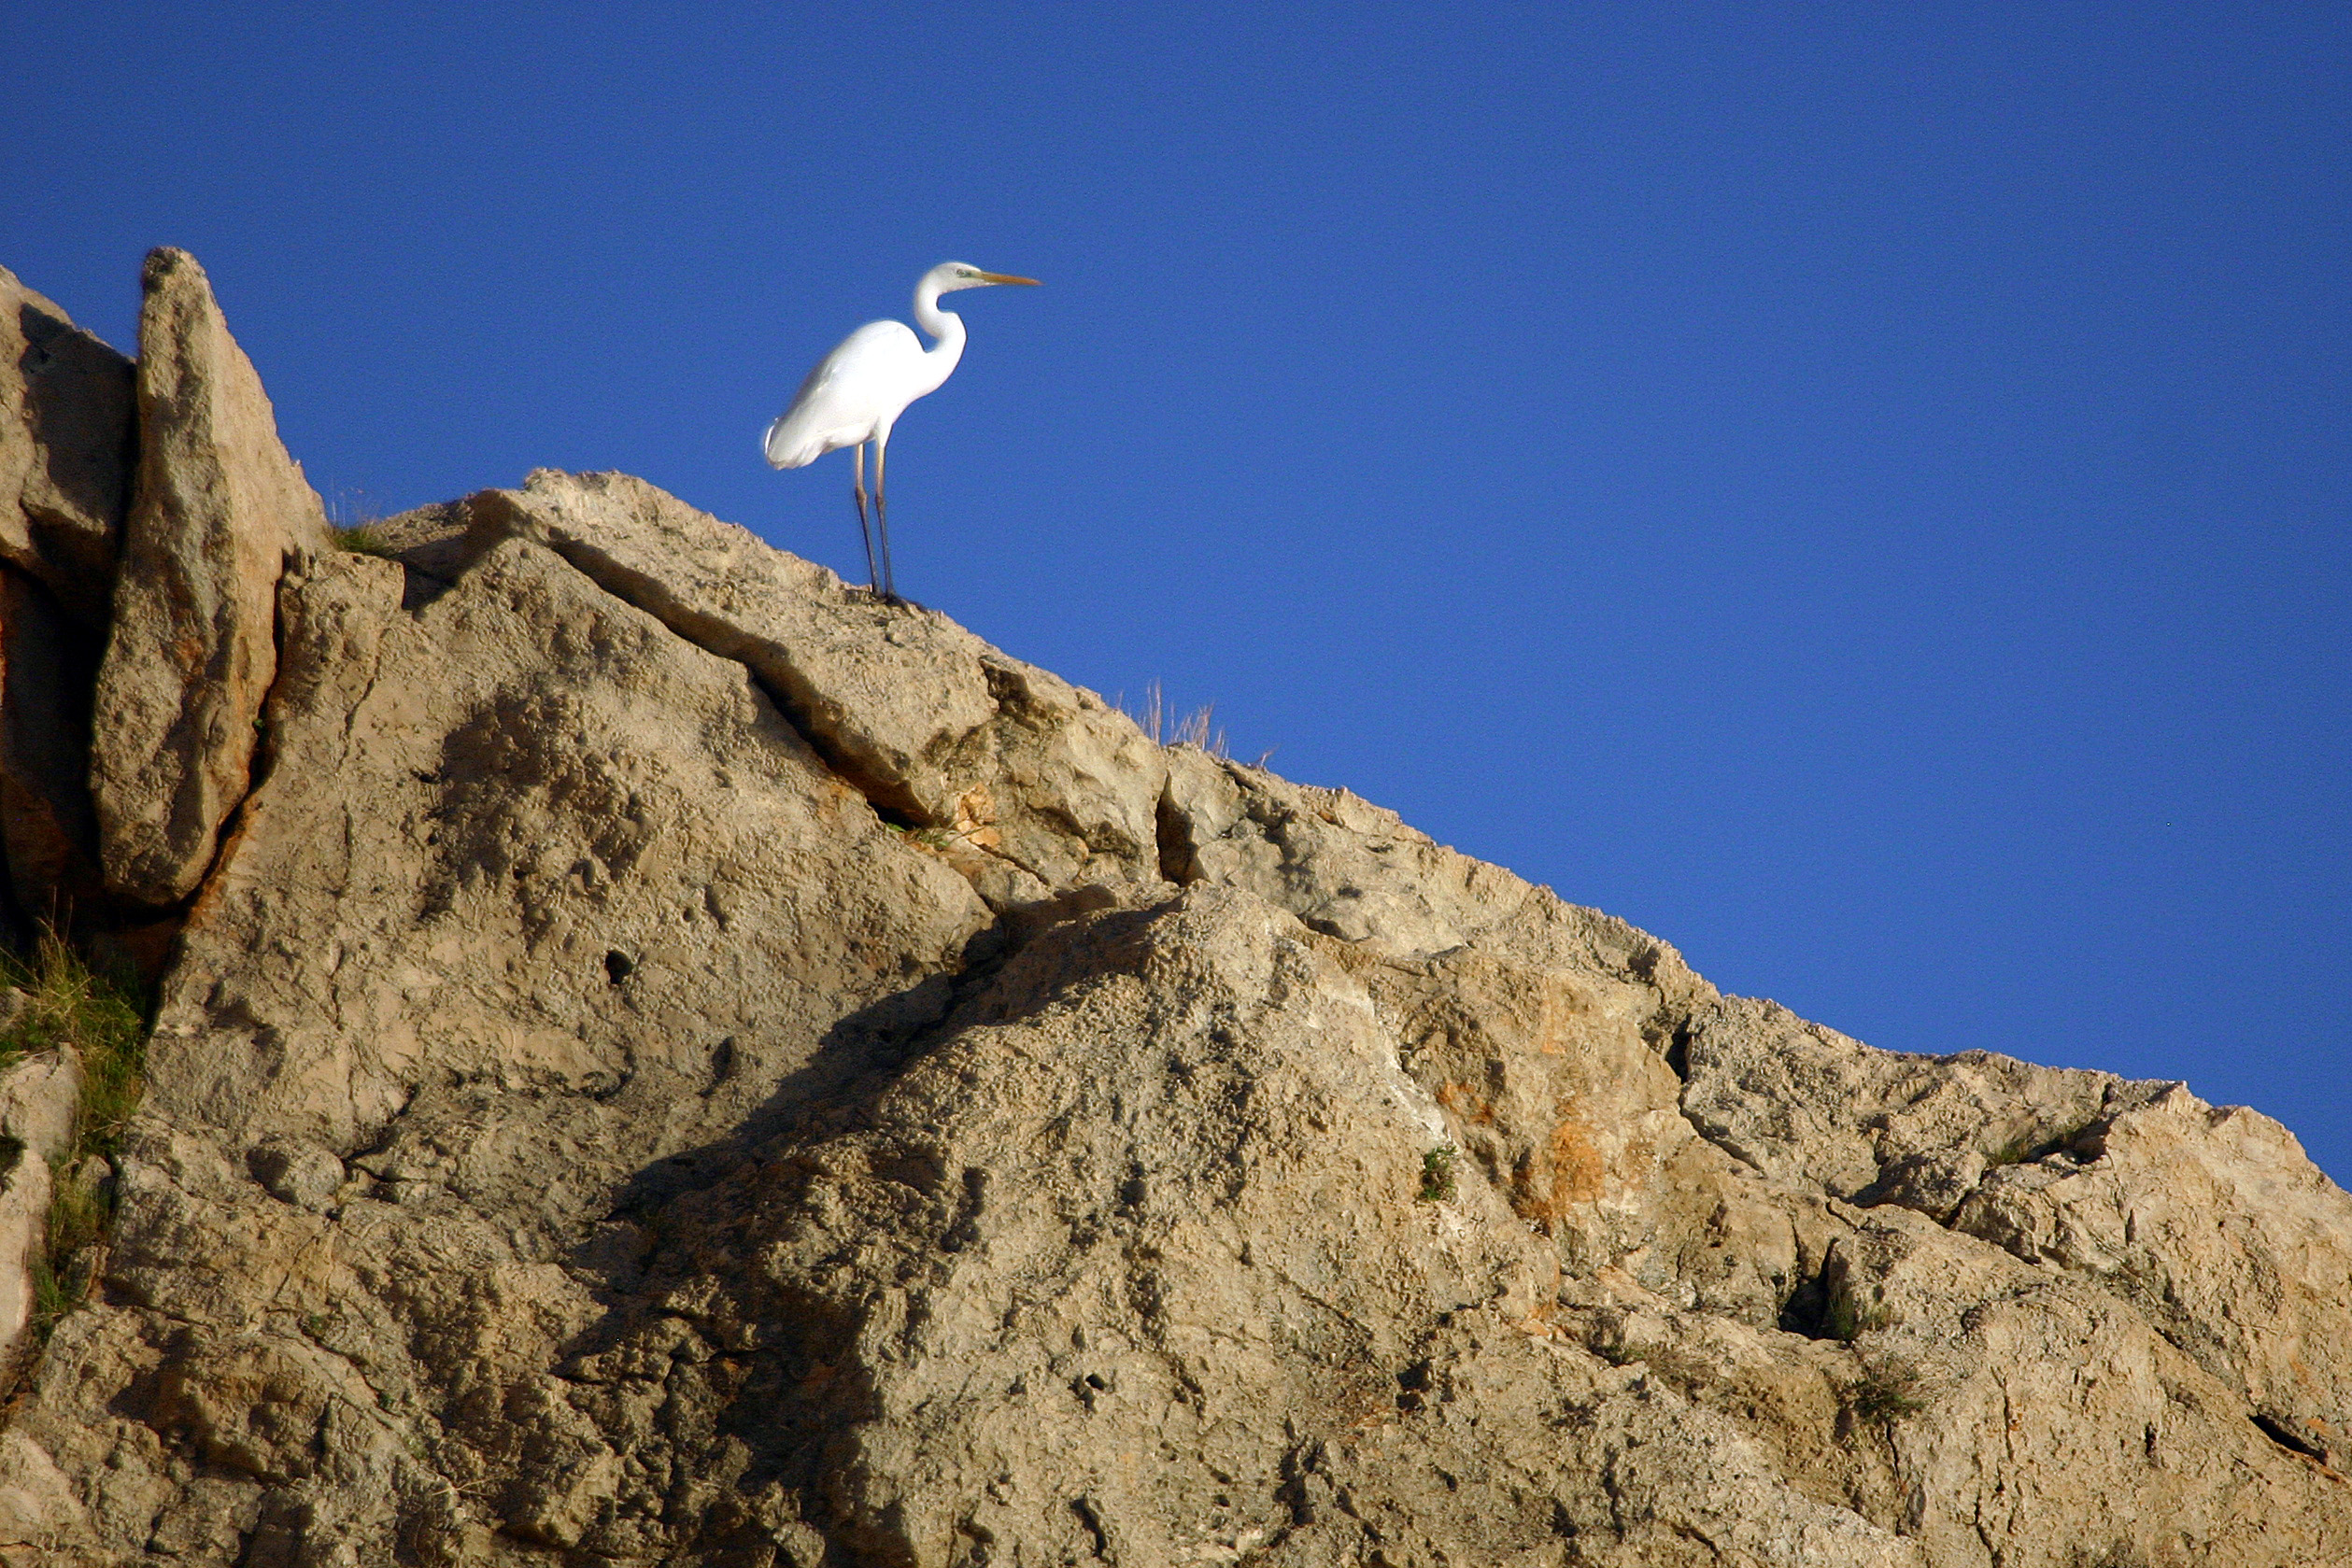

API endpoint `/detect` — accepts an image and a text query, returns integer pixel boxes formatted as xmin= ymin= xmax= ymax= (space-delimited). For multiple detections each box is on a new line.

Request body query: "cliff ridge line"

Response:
xmin=0 ymin=250 xmax=2344 ymax=1567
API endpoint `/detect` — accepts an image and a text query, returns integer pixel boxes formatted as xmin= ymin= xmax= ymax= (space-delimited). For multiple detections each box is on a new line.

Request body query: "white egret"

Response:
xmin=764 ymin=261 xmax=1041 ymax=600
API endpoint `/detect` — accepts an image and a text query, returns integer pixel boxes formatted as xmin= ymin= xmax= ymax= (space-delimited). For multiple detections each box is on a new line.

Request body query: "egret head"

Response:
xmin=932 ymin=261 xmax=1041 ymax=293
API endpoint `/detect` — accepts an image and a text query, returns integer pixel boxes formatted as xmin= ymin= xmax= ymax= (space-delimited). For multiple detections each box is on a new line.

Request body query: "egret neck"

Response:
xmin=908 ymin=273 xmax=969 ymax=401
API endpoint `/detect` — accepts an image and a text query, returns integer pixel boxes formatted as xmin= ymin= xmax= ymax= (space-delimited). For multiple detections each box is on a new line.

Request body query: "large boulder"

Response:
xmin=0 ymin=265 xmax=131 ymax=631
xmin=15 ymin=525 xmax=1001 ymax=1560
xmin=0 ymin=270 xmax=128 ymax=933
xmin=88 ymin=247 xmax=332 ymax=909
xmin=464 ymin=469 xmax=1170 ymax=908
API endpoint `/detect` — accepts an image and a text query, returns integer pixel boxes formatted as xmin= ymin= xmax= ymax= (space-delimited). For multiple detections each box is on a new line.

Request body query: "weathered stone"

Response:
xmin=464 ymin=469 xmax=1170 ymax=902
xmin=0 ymin=411 xmax=2342 ymax=1563
xmin=1678 ymin=992 xmax=2166 ymax=1203
xmin=18 ymin=530 xmax=1002 ymax=1558
xmin=0 ymin=265 xmax=122 ymax=932
xmin=0 ymin=265 xmax=131 ymax=631
xmin=89 ymin=247 xmax=333 ymax=908
xmin=0 ymin=1429 xmax=85 ymax=1568
xmin=1162 ymin=747 xmax=1538 ymax=962
xmin=1812 ymin=1207 xmax=2352 ymax=1566
xmin=244 ymin=1135 xmax=347 ymax=1212
xmin=573 ymin=886 xmax=1553 ymax=1564
xmin=0 ymin=1050 xmax=83 ymax=1368
xmin=1953 ymin=1083 xmax=2352 ymax=1471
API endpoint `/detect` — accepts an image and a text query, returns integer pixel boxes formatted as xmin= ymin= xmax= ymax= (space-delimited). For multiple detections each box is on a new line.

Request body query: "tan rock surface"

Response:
xmin=0 ymin=254 xmax=2344 ymax=1563
xmin=1676 ymin=990 xmax=2352 ymax=1483
xmin=0 ymin=272 xmax=124 ymax=932
xmin=1677 ymin=993 xmax=2164 ymax=1205
xmin=88 ymin=247 xmax=333 ymax=909
xmin=0 ymin=266 xmax=131 ymax=632
xmin=0 ymin=1428 xmax=86 ymax=1568
xmin=1953 ymin=1083 xmax=2352 ymax=1471
xmin=1815 ymin=1207 xmax=2352 ymax=1566
xmin=464 ymin=469 xmax=1169 ymax=905
xmin=0 ymin=1050 xmax=83 ymax=1369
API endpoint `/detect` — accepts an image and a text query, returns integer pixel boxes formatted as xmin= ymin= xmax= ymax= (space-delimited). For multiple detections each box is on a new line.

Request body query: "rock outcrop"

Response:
xmin=0 ymin=269 xmax=128 ymax=936
xmin=0 ymin=266 xmax=131 ymax=631
xmin=0 ymin=250 xmax=2347 ymax=1567
xmin=89 ymin=248 xmax=332 ymax=911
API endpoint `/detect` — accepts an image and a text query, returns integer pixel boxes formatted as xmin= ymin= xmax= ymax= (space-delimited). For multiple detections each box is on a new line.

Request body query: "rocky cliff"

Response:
xmin=0 ymin=250 xmax=2345 ymax=1568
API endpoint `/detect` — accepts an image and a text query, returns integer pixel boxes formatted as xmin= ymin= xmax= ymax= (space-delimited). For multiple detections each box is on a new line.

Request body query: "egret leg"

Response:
xmin=851 ymin=443 xmax=879 ymax=593
xmin=873 ymin=434 xmax=898 ymax=601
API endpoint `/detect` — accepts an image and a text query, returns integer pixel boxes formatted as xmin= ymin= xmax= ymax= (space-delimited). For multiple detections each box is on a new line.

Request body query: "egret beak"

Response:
xmin=976 ymin=272 xmax=1041 ymax=286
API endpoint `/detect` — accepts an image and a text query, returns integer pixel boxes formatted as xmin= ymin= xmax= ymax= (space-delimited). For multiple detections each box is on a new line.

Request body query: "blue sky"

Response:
xmin=9 ymin=3 xmax=2347 ymax=1179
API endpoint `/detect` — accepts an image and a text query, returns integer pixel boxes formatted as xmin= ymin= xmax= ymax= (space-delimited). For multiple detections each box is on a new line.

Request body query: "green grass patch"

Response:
xmin=1849 ymin=1363 xmax=1929 ymax=1425
xmin=1984 ymin=1130 xmax=2044 ymax=1168
xmin=333 ymin=523 xmax=400 ymax=558
xmin=0 ymin=931 xmax=151 ymax=1339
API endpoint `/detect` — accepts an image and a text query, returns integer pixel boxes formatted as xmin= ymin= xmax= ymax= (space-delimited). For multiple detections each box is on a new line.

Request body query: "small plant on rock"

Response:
xmin=1849 ymin=1362 xmax=1930 ymax=1425
xmin=326 ymin=487 xmax=394 ymax=558
xmin=1417 ymin=1145 xmax=1457 ymax=1204
xmin=1120 ymin=680 xmax=1230 ymax=758
xmin=1822 ymin=1292 xmax=1897 ymax=1343
xmin=333 ymin=523 xmax=399 ymax=558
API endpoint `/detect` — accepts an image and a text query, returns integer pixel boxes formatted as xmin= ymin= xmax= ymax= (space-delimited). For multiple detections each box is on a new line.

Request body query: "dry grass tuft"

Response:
xmin=1123 ymin=679 xmax=1230 ymax=758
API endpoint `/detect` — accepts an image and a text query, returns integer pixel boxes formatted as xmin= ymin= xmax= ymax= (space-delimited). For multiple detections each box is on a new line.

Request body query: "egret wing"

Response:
xmin=763 ymin=320 xmax=923 ymax=468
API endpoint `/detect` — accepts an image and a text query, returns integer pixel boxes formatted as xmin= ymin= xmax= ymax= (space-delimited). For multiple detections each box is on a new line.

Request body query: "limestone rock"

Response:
xmin=13 ymin=529 xmax=994 ymax=1560
xmin=0 ymin=1050 xmax=83 ymax=1369
xmin=0 ymin=322 xmax=2337 ymax=1561
xmin=89 ymin=247 xmax=333 ymax=908
xmin=0 ymin=1429 xmax=86 ymax=1568
xmin=0 ymin=265 xmax=132 ymax=631
xmin=1811 ymin=1207 xmax=2352 ymax=1566
xmin=1677 ymin=992 xmax=2166 ymax=1204
xmin=1953 ymin=1083 xmax=2352 ymax=1471
xmin=1162 ymin=747 xmax=1548 ymax=962
xmin=0 ymin=269 xmax=122 ymax=930
xmin=147 ymin=534 xmax=990 ymax=1155
xmin=463 ymin=469 xmax=1169 ymax=903
xmin=20 ymin=464 xmax=2348 ymax=1563
xmin=558 ymin=886 xmax=1563 ymax=1565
